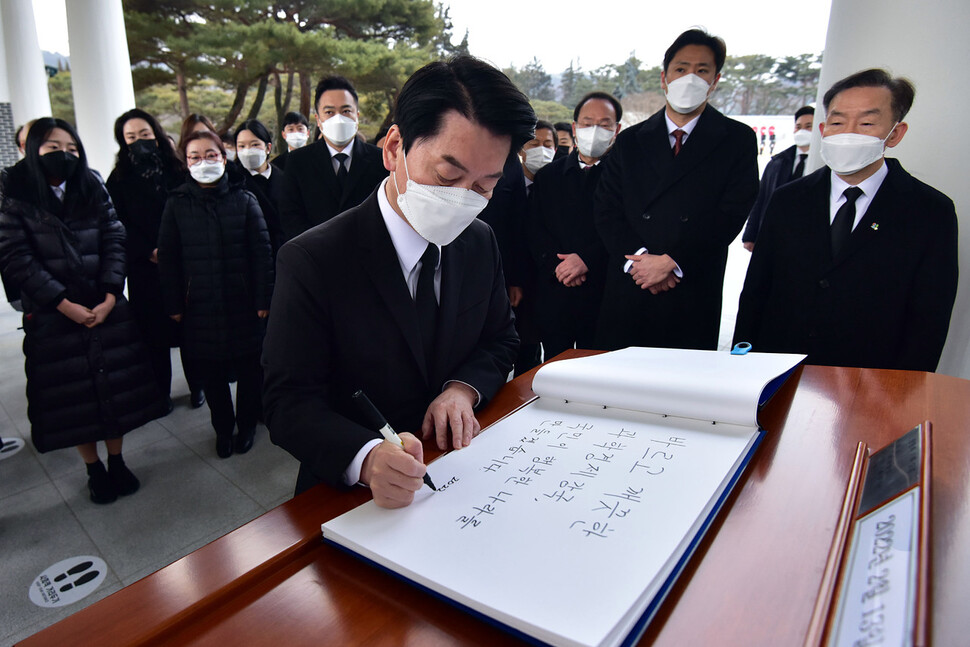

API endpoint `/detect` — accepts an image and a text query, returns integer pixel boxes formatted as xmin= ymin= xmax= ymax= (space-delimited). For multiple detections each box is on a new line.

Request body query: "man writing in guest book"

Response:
xmin=734 ymin=69 xmax=958 ymax=372
xmin=263 ymin=56 xmax=536 ymax=508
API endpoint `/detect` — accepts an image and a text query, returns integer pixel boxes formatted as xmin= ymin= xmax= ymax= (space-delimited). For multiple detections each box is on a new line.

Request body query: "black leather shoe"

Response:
xmin=234 ymin=428 xmax=255 ymax=454
xmin=191 ymin=389 xmax=206 ymax=408
xmin=216 ymin=435 xmax=233 ymax=458
xmin=86 ymin=461 xmax=118 ymax=504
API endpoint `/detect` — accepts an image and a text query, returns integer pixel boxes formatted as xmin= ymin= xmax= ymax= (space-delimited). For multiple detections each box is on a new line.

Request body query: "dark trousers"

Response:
xmin=197 ymin=353 xmax=262 ymax=437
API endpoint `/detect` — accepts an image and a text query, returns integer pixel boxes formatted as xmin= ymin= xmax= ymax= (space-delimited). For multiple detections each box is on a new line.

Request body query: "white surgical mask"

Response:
xmin=284 ymin=131 xmax=308 ymax=149
xmin=189 ymin=160 xmax=225 ymax=184
xmin=225 ymin=149 xmax=236 ymax=162
xmin=793 ymin=129 xmax=813 ymax=148
xmin=523 ymin=146 xmax=555 ymax=173
xmin=665 ymin=74 xmax=712 ymax=114
xmin=574 ymin=126 xmax=615 ymax=159
xmin=820 ymin=123 xmax=898 ymax=175
xmin=395 ymin=147 xmax=488 ymax=246
xmin=237 ymin=147 xmax=267 ymax=171
xmin=321 ymin=114 xmax=358 ymax=148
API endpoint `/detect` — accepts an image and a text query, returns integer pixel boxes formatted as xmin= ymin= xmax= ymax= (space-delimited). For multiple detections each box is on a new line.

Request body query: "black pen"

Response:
xmin=352 ymin=389 xmax=437 ymax=491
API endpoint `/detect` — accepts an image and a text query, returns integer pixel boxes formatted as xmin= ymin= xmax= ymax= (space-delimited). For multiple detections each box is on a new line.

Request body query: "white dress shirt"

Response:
xmin=829 ymin=160 xmax=889 ymax=230
xmin=664 ymin=111 xmax=701 ymax=148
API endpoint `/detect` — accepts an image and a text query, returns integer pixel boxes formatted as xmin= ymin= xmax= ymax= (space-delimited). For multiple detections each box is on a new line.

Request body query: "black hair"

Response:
xmin=282 ymin=111 xmax=309 ymax=128
xmin=663 ymin=28 xmax=727 ymax=74
xmin=794 ymin=105 xmax=815 ymax=122
xmin=823 ymin=69 xmax=915 ymax=122
xmin=534 ymin=120 xmax=556 ymax=138
xmin=178 ymin=114 xmax=216 ymax=153
xmin=24 ymin=117 xmax=96 ymax=210
xmin=554 ymin=121 xmax=572 ymax=133
xmin=314 ymin=76 xmax=359 ymax=113
xmin=573 ymin=91 xmax=623 ymax=122
xmin=220 ymin=131 xmax=235 ymax=147
xmin=394 ymin=55 xmax=537 ymax=154
xmin=112 ymin=108 xmax=184 ymax=177
xmin=181 ymin=130 xmax=226 ymax=158
xmin=234 ymin=119 xmax=273 ymax=146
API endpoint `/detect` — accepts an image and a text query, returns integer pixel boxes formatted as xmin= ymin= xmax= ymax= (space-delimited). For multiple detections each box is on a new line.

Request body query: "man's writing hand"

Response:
xmin=360 ymin=432 xmax=426 ymax=508
xmin=422 ymin=382 xmax=481 ymax=450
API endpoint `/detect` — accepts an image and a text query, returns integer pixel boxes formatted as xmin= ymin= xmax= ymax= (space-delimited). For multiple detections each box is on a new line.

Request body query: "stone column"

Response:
xmin=0 ymin=0 xmax=53 ymax=141
xmin=810 ymin=0 xmax=970 ymax=378
xmin=65 ymin=0 xmax=136 ymax=176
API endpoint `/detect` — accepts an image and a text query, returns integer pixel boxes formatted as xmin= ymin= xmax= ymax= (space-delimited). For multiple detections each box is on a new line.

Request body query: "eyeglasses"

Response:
xmin=577 ymin=120 xmax=617 ymax=130
xmin=186 ymin=151 xmax=223 ymax=165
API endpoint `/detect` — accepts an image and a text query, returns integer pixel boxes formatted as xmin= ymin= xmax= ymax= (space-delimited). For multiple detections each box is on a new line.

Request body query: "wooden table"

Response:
xmin=19 ymin=352 xmax=970 ymax=646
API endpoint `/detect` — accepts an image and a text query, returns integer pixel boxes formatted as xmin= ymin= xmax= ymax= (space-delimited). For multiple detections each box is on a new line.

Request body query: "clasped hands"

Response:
xmin=625 ymin=252 xmax=680 ymax=294
xmin=362 ymin=382 xmax=480 ymax=508
xmin=57 ymin=293 xmax=116 ymax=328
xmin=555 ymin=253 xmax=588 ymax=287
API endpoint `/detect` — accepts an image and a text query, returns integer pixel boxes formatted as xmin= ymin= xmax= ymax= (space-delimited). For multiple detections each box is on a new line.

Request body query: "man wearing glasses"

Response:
xmin=593 ymin=28 xmax=759 ymax=352
xmin=528 ymin=92 xmax=620 ymax=360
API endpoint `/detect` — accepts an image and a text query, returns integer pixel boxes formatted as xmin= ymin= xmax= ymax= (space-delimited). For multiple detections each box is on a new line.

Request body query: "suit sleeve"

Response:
xmin=156 ymin=198 xmax=184 ymax=317
xmin=742 ymin=155 xmax=782 ymax=244
xmin=594 ymin=135 xmax=646 ymax=260
xmin=897 ymin=196 xmax=959 ymax=371
xmin=243 ymin=191 xmax=274 ymax=310
xmin=278 ymin=158 xmax=310 ymax=241
xmin=733 ymin=190 xmax=784 ymax=346
xmin=445 ymin=228 xmax=519 ymax=408
xmin=261 ymin=241 xmax=382 ymax=488
xmin=528 ymin=174 xmax=562 ymax=278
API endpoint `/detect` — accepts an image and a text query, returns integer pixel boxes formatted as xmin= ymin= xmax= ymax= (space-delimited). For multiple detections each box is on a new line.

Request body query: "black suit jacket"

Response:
xmin=733 ymin=158 xmax=958 ymax=371
xmin=742 ymin=144 xmax=801 ymax=243
xmin=262 ymin=190 xmax=518 ymax=493
xmin=594 ymin=105 xmax=759 ymax=350
xmin=528 ymin=150 xmax=608 ymax=336
xmin=278 ymin=138 xmax=388 ymax=240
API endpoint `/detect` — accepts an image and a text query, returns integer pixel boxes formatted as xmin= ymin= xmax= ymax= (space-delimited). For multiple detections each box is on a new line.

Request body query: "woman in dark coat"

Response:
xmin=158 ymin=130 xmax=273 ymax=458
xmin=106 ymin=108 xmax=205 ymax=409
xmin=232 ymin=119 xmax=285 ymax=257
xmin=0 ymin=118 xmax=167 ymax=503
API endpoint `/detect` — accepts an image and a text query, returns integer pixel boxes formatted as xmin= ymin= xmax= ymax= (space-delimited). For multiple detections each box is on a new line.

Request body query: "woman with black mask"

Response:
xmin=158 ymin=131 xmax=273 ymax=458
xmin=233 ymin=119 xmax=285 ymax=255
xmin=106 ymin=109 xmax=206 ymax=410
xmin=0 ymin=118 xmax=167 ymax=503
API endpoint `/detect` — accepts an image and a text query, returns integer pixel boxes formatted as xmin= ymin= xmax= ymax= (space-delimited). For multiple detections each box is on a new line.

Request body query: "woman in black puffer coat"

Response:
xmin=0 ymin=118 xmax=167 ymax=504
xmin=158 ymin=130 xmax=273 ymax=459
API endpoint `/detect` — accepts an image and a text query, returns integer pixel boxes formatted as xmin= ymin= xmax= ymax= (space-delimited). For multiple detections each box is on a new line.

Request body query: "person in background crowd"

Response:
xmin=279 ymin=75 xmax=388 ymax=240
xmin=177 ymin=113 xmax=217 ymax=157
xmin=0 ymin=118 xmax=167 ymax=503
xmin=742 ymin=106 xmax=815 ymax=251
xmin=221 ymin=132 xmax=236 ymax=162
xmin=530 ymin=92 xmax=619 ymax=361
xmin=14 ymin=120 xmax=36 ymax=158
xmin=734 ymin=69 xmax=958 ymax=372
xmin=554 ymin=121 xmax=574 ymax=159
xmin=158 ymin=131 xmax=274 ymax=459
xmin=106 ymin=108 xmax=204 ymax=410
xmin=271 ymin=111 xmax=310 ymax=172
xmin=594 ymin=28 xmax=758 ymax=352
xmin=234 ymin=119 xmax=286 ymax=257
xmin=519 ymin=120 xmax=557 ymax=190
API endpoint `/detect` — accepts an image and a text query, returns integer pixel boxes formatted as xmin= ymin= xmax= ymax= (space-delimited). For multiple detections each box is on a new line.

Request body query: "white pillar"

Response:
xmin=0 ymin=0 xmax=53 ymax=127
xmin=810 ymin=0 xmax=970 ymax=378
xmin=65 ymin=0 xmax=135 ymax=176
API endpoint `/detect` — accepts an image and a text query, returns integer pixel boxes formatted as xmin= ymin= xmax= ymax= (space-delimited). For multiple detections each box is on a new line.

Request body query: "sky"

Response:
xmin=32 ymin=0 xmax=833 ymax=71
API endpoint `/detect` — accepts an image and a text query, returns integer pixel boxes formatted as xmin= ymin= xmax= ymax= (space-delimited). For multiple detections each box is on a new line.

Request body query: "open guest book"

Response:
xmin=322 ymin=347 xmax=805 ymax=647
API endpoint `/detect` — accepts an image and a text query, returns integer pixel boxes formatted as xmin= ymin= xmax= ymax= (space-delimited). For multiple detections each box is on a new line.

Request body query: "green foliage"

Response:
xmin=715 ymin=53 xmax=822 ymax=115
xmin=504 ymin=58 xmax=555 ymax=102
xmin=48 ymin=71 xmax=75 ymax=126
xmin=531 ymin=100 xmax=573 ymax=126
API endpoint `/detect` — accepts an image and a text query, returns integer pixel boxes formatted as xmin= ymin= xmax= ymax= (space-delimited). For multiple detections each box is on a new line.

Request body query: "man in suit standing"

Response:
xmin=279 ymin=76 xmax=388 ymax=240
xmin=742 ymin=105 xmax=815 ymax=251
xmin=263 ymin=56 xmax=536 ymax=508
xmin=594 ymin=29 xmax=759 ymax=351
xmin=530 ymin=92 xmax=620 ymax=360
xmin=734 ymin=69 xmax=958 ymax=372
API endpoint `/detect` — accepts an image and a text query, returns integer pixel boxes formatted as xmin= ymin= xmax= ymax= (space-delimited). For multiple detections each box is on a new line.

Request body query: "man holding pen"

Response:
xmin=262 ymin=56 xmax=535 ymax=508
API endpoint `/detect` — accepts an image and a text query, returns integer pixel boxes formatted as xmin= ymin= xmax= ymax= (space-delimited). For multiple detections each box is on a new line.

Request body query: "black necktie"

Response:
xmin=831 ymin=187 xmax=863 ymax=257
xmin=334 ymin=152 xmax=349 ymax=189
xmin=792 ymin=153 xmax=807 ymax=179
xmin=415 ymin=243 xmax=439 ymax=370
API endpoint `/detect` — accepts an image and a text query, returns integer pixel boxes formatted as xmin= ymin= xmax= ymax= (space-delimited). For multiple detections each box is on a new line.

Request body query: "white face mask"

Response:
xmin=320 ymin=114 xmax=358 ymax=148
xmin=395 ymin=147 xmax=489 ymax=246
xmin=189 ymin=160 xmax=225 ymax=184
xmin=237 ymin=147 xmax=267 ymax=171
xmin=665 ymin=73 xmax=712 ymax=114
xmin=284 ymin=131 xmax=308 ymax=149
xmin=793 ymin=129 xmax=813 ymax=148
xmin=523 ymin=146 xmax=555 ymax=173
xmin=820 ymin=123 xmax=898 ymax=175
xmin=225 ymin=149 xmax=236 ymax=162
xmin=574 ymin=126 xmax=615 ymax=159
